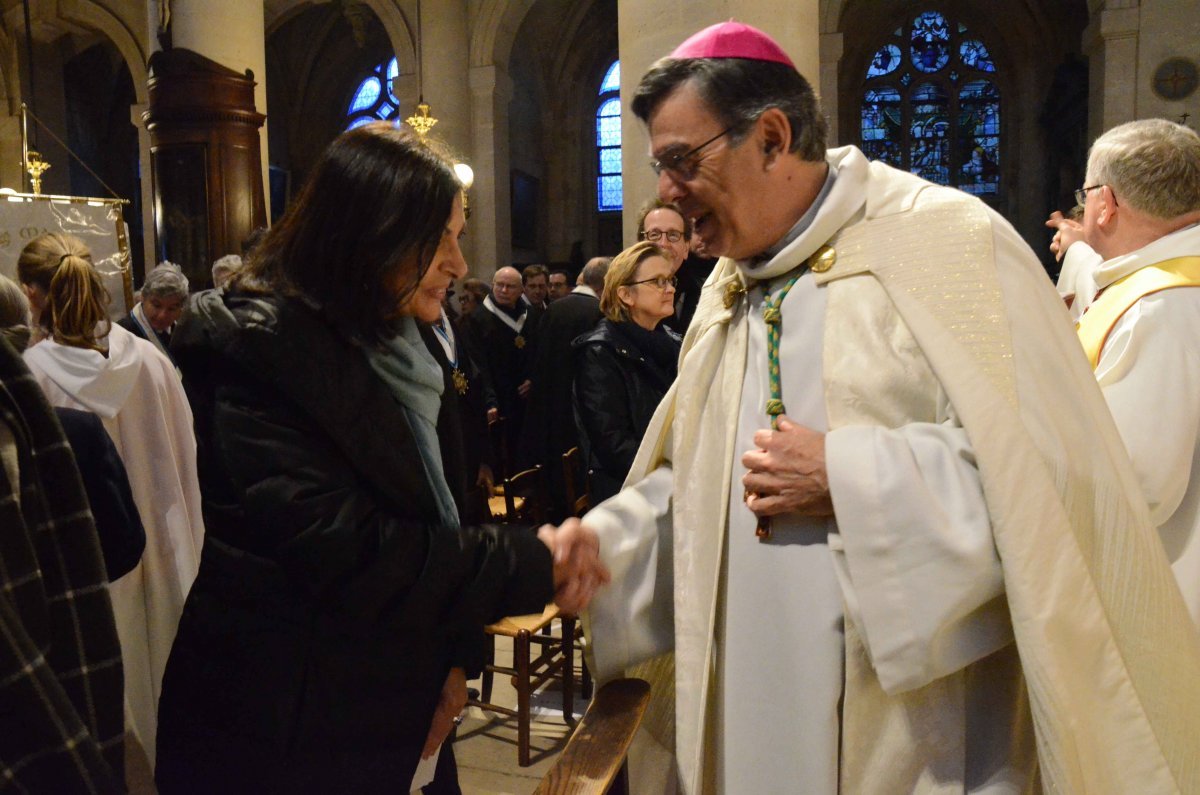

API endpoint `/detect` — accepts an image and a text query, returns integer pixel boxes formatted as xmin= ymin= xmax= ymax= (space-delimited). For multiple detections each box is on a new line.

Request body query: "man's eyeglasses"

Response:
xmin=643 ymin=229 xmax=684 ymax=243
xmin=1074 ymin=184 xmax=1106 ymax=206
xmin=626 ymin=275 xmax=678 ymax=290
xmin=650 ymin=126 xmax=735 ymax=180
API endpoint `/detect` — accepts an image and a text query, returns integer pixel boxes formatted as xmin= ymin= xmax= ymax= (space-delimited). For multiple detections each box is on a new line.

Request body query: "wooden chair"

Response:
xmin=501 ymin=464 xmax=547 ymax=525
xmin=488 ymin=415 xmax=511 ymax=483
xmin=561 ymin=446 xmax=590 ymax=517
xmin=534 ymin=678 xmax=652 ymax=795
xmin=469 ymin=603 xmax=578 ymax=766
xmin=558 ymin=446 xmax=595 ymax=698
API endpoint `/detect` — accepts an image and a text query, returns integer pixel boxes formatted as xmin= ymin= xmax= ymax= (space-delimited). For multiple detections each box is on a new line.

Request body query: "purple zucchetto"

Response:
xmin=669 ymin=21 xmax=796 ymax=69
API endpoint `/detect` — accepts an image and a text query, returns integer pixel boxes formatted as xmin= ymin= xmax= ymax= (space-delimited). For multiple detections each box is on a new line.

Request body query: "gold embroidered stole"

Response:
xmin=1077 ymin=256 xmax=1200 ymax=369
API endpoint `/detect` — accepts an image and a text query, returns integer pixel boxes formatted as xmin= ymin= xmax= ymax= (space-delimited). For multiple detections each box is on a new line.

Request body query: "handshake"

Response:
xmin=537 ymin=518 xmax=610 ymax=613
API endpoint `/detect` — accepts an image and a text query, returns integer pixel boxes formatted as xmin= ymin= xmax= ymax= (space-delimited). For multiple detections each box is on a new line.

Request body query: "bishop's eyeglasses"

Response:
xmin=650 ymin=126 xmax=735 ymax=181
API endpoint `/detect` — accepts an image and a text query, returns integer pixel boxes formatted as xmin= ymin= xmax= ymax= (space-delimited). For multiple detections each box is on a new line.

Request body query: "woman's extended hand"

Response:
xmin=537 ymin=519 xmax=610 ymax=613
xmin=422 ymin=666 xmax=467 ymax=760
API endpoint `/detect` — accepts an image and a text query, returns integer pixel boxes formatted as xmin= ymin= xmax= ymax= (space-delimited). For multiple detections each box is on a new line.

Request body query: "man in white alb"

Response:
xmin=1066 ymin=119 xmax=1200 ymax=628
xmin=581 ymin=21 xmax=1200 ymax=795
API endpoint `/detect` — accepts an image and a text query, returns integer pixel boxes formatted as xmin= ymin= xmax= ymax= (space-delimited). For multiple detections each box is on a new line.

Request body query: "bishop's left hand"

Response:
xmin=741 ymin=416 xmax=834 ymax=518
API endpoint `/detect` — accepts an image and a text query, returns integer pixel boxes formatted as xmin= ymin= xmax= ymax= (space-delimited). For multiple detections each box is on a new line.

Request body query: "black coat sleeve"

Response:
xmin=574 ymin=345 xmax=641 ymax=480
xmin=211 ymin=382 xmax=553 ymax=669
xmin=55 ymin=408 xmax=146 ymax=580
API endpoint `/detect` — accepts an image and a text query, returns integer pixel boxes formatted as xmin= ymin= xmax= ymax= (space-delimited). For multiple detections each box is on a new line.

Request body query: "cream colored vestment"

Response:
xmin=583 ymin=147 xmax=1200 ymax=794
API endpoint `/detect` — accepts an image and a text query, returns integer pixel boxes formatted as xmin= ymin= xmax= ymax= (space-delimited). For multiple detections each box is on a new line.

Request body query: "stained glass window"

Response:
xmin=346 ymin=57 xmax=401 ymax=130
xmin=859 ymin=11 xmax=1002 ymax=198
xmin=596 ymin=60 xmax=622 ymax=212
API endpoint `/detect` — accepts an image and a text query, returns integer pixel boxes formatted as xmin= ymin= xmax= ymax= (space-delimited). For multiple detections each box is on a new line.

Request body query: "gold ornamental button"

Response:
xmin=809 ymin=245 xmax=836 ymax=273
xmin=723 ymin=281 xmax=745 ymax=309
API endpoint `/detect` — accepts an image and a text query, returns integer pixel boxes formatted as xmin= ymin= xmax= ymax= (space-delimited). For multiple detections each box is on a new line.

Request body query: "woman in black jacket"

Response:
xmin=155 ymin=123 xmax=605 ymax=793
xmin=574 ymin=241 xmax=681 ymax=503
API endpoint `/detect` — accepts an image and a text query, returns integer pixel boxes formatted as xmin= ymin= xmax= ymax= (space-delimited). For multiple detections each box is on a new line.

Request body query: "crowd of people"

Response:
xmin=1 ymin=18 xmax=1198 ymax=795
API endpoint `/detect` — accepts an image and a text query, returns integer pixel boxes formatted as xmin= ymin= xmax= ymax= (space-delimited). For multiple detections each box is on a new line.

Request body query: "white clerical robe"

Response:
xmin=583 ymin=146 xmax=1200 ymax=795
xmin=1057 ymin=240 xmax=1103 ymax=321
xmin=24 ymin=324 xmax=204 ymax=770
xmin=1087 ymin=222 xmax=1200 ymax=627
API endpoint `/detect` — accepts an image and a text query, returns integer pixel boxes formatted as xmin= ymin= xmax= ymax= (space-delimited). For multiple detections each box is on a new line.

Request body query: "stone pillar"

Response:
xmin=130 ymin=102 xmax=154 ymax=283
xmin=169 ymin=0 xmax=270 ymax=218
xmin=617 ymin=0 xmax=821 ymax=245
xmin=419 ymin=0 xmax=471 ymax=161
xmin=469 ymin=64 xmax=513 ymax=277
xmin=819 ymin=32 xmax=843 ymax=145
xmin=1083 ymin=1 xmax=1140 ymax=142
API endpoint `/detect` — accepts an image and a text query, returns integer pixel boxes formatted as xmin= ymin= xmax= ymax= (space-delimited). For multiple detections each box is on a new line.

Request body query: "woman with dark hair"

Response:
xmin=155 ymin=122 xmax=605 ymax=793
xmin=573 ymin=241 xmax=681 ymax=503
xmin=17 ymin=232 xmax=204 ymax=778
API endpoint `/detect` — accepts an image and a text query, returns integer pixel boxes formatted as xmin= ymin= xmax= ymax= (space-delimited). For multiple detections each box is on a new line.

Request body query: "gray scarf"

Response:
xmin=364 ymin=317 xmax=460 ymax=527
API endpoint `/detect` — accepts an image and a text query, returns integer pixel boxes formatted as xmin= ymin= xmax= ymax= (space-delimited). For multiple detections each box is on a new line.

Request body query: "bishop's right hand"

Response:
xmin=537 ymin=519 xmax=610 ymax=613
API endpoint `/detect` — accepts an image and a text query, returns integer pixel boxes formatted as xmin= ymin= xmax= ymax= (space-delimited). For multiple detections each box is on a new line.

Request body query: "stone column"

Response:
xmin=419 ymin=0 xmax=471 ymax=161
xmin=169 ymin=0 xmax=270 ymax=218
xmin=1083 ymin=1 xmax=1140 ymax=142
xmin=130 ymin=102 xmax=154 ymax=281
xmin=469 ymin=63 xmax=512 ymax=278
xmin=617 ymin=0 xmax=821 ymax=245
xmin=819 ymin=32 xmax=843 ymax=145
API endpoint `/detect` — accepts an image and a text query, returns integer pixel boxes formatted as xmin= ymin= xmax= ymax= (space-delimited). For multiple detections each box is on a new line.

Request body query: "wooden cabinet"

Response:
xmin=143 ymin=48 xmax=265 ymax=289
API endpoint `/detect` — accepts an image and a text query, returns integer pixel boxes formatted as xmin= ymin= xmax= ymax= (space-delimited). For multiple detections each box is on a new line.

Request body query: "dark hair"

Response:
xmin=632 ymin=57 xmax=827 ymax=162
xmin=636 ymin=198 xmax=692 ymax=240
xmin=522 ymin=264 xmax=549 ymax=284
xmin=235 ymin=122 xmax=461 ymax=345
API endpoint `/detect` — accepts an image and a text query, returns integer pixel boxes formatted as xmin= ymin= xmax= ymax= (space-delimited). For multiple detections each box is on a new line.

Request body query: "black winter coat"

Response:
xmin=572 ymin=319 xmax=680 ymax=504
xmin=156 ymin=290 xmax=554 ymax=793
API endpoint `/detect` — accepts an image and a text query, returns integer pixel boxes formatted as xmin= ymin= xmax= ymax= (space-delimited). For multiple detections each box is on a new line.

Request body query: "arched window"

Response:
xmin=346 ymin=57 xmax=400 ymax=130
xmin=860 ymin=11 xmax=1000 ymax=196
xmin=596 ymin=60 xmax=622 ymax=212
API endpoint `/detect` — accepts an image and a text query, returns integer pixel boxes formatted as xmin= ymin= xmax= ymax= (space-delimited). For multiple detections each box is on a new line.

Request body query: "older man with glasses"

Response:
xmin=579 ymin=20 xmax=1200 ymax=795
xmin=1067 ymin=119 xmax=1200 ymax=632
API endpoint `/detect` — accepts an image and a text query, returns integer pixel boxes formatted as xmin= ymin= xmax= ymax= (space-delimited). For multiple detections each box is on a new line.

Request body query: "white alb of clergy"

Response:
xmin=1080 ymin=221 xmax=1200 ymax=628
xmin=24 ymin=323 xmax=204 ymax=770
xmin=583 ymin=146 xmax=1200 ymax=795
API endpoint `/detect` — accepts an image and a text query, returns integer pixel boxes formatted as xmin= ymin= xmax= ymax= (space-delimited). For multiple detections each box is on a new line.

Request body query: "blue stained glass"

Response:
xmin=910 ymin=82 xmax=950 ymax=184
xmin=866 ymin=44 xmax=903 ymax=78
xmin=598 ymin=175 xmax=622 ymax=211
xmin=958 ymin=79 xmax=1000 ymax=194
xmin=599 ymin=147 xmax=621 ymax=175
xmin=862 ymin=88 xmax=903 ymax=167
xmin=911 ymin=11 xmax=950 ymax=73
xmin=596 ymin=98 xmax=621 ymax=146
xmin=959 ymin=40 xmax=995 ymax=72
xmin=346 ymin=115 xmax=377 ymax=131
xmin=860 ymin=12 xmax=1001 ymax=196
xmin=349 ymin=77 xmax=381 ymax=114
xmin=596 ymin=63 xmax=622 ymax=210
xmin=386 ymin=58 xmax=400 ymax=102
xmin=600 ymin=61 xmax=620 ymax=94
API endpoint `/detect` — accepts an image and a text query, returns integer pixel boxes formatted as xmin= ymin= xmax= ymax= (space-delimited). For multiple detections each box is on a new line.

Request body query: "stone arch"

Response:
xmin=470 ymin=0 xmax=535 ymax=68
xmin=57 ymin=0 xmax=148 ymax=103
xmin=266 ymin=0 xmax=415 ymax=76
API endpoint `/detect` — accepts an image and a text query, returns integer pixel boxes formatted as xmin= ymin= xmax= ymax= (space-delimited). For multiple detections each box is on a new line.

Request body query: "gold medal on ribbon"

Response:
xmin=514 ymin=334 xmax=526 ymax=349
xmin=452 ymin=368 xmax=469 ymax=395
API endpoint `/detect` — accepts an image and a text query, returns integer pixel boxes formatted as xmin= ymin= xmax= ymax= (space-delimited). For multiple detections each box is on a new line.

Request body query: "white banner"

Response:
xmin=0 ymin=194 xmax=133 ymax=319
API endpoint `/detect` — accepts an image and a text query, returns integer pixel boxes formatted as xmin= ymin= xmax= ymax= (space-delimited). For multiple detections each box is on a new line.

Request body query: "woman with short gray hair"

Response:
xmin=118 ymin=261 xmax=188 ymax=364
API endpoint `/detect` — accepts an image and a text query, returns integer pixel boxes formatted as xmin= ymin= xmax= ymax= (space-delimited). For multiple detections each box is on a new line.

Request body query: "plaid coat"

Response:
xmin=0 ymin=337 xmax=124 ymax=793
